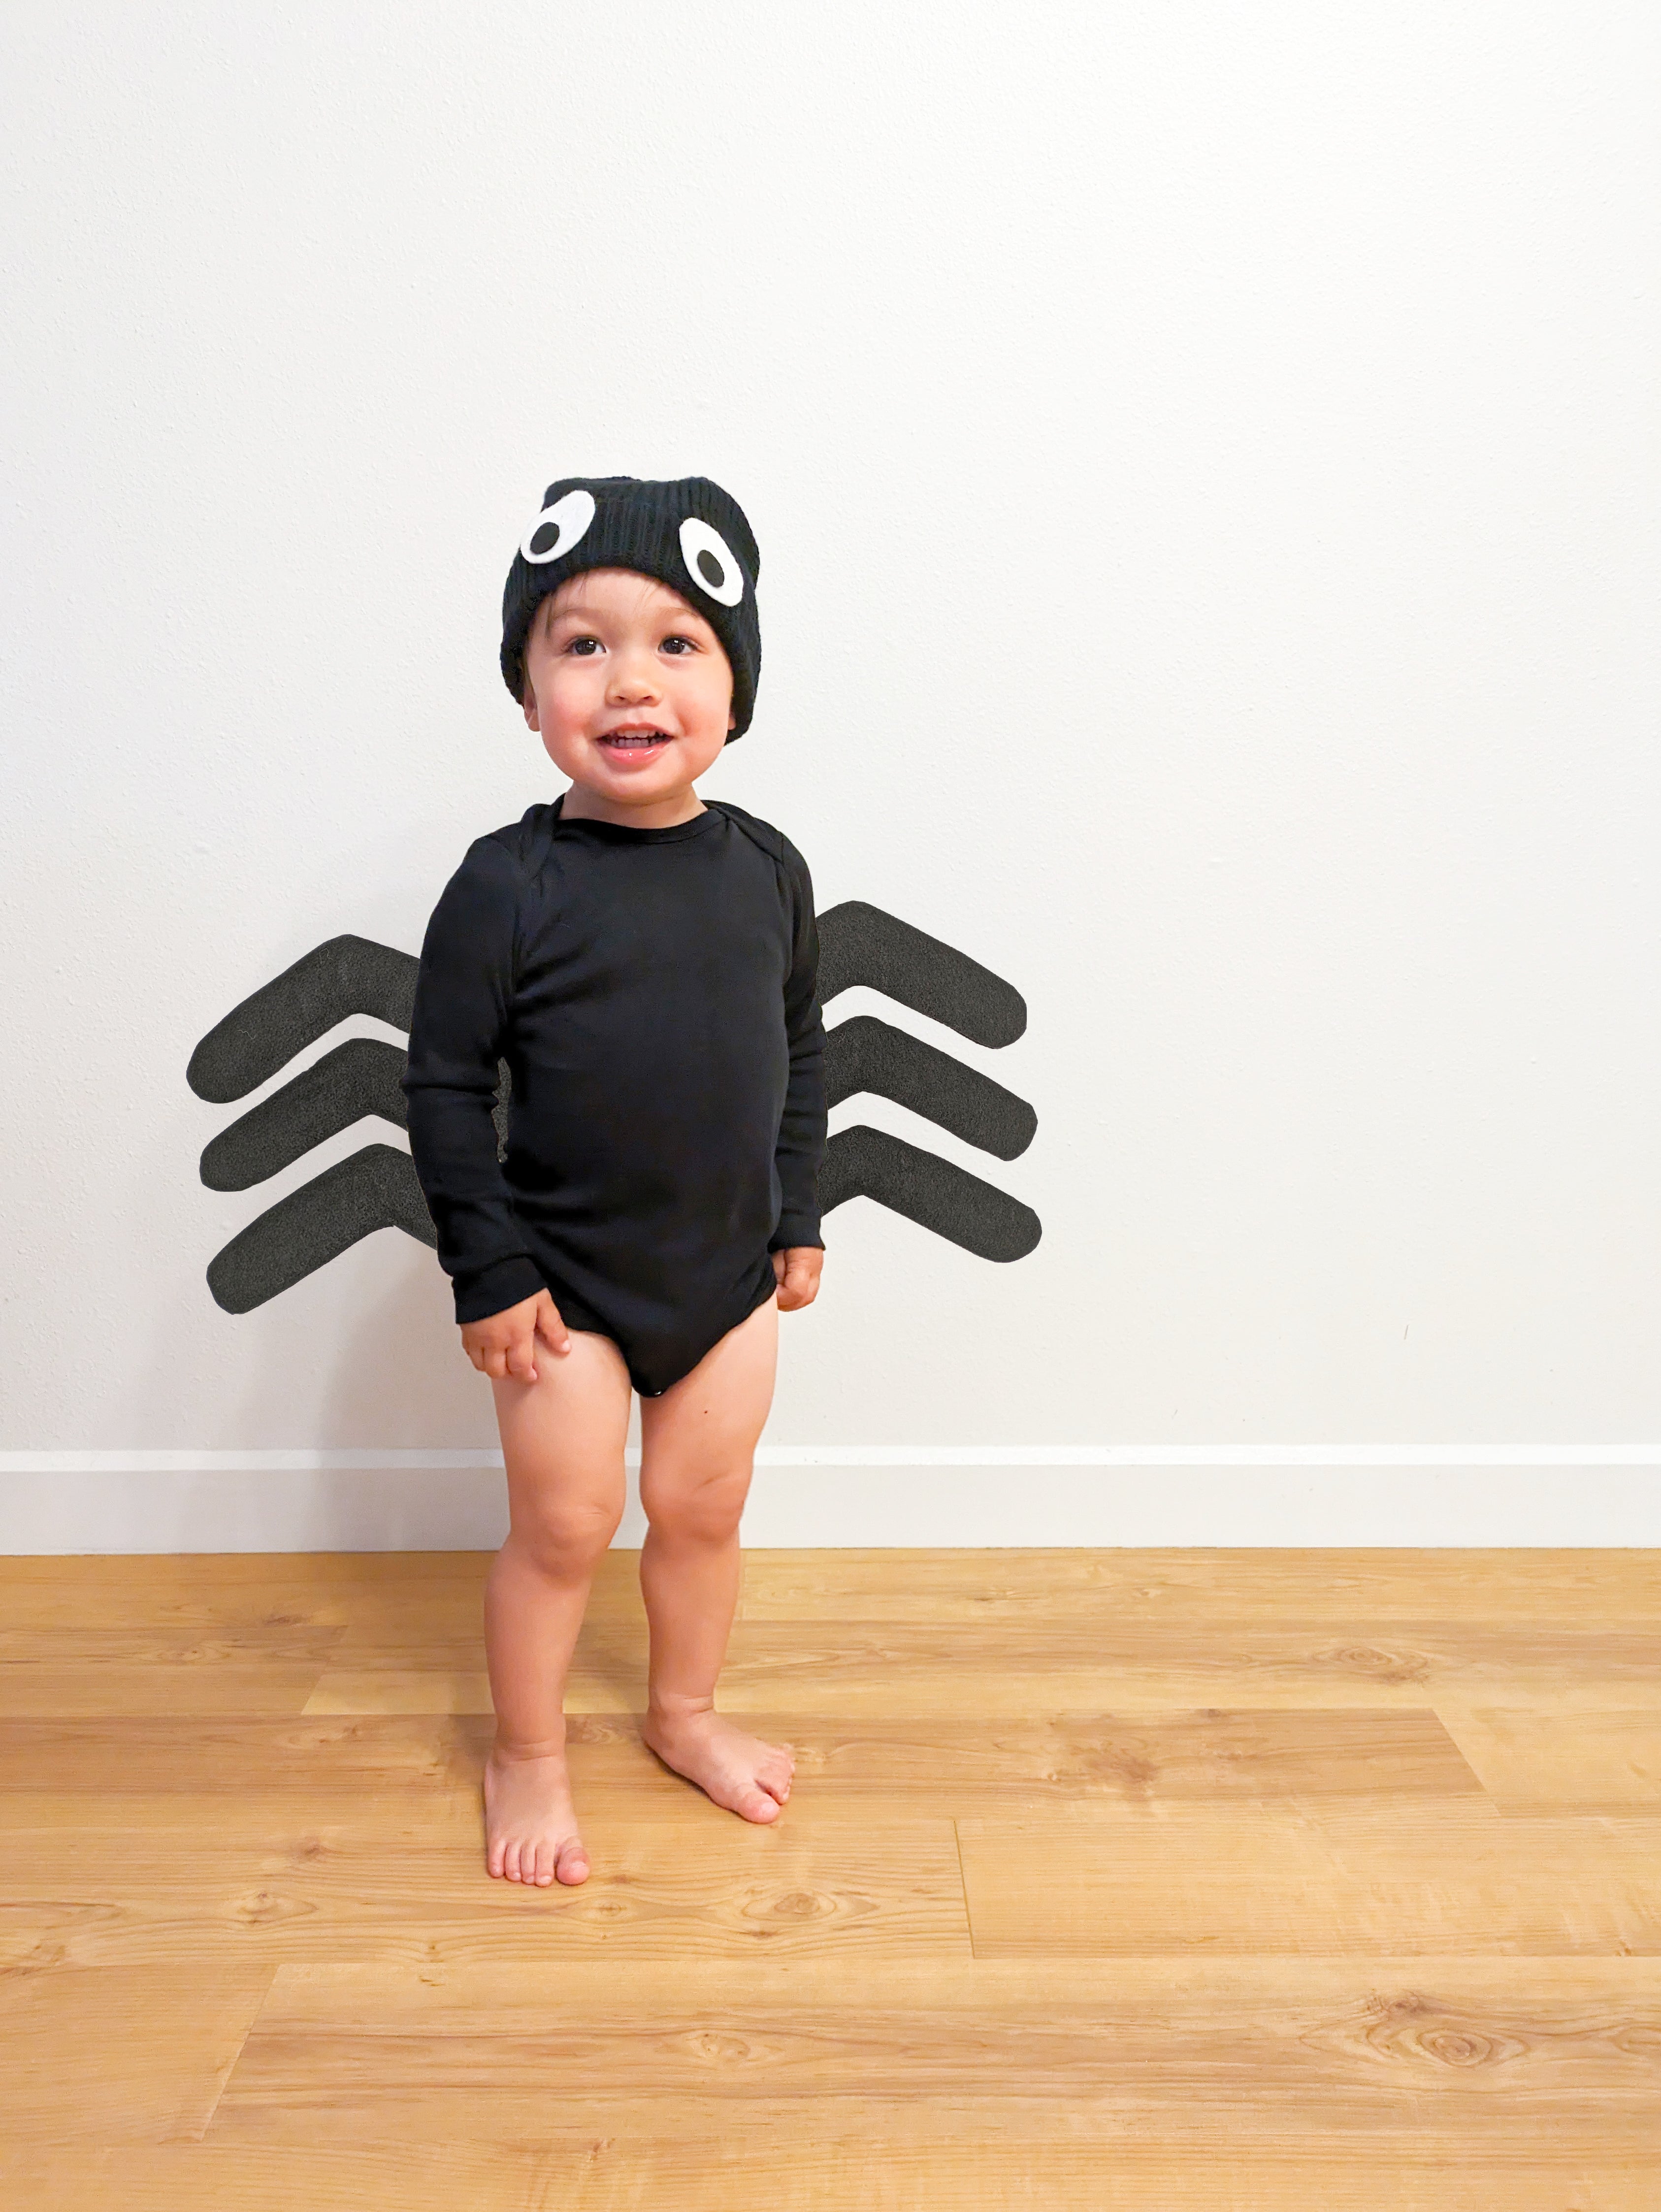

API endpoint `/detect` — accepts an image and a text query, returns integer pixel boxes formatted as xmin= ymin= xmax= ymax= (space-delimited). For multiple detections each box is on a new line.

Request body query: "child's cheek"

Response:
xmin=548 ymin=666 xmax=603 ymax=743
xmin=678 ymin=659 xmax=734 ymax=746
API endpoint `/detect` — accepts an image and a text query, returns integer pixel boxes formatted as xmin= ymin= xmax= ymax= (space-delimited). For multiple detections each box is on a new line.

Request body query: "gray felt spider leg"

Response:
xmin=189 ymin=903 xmax=1041 ymax=1308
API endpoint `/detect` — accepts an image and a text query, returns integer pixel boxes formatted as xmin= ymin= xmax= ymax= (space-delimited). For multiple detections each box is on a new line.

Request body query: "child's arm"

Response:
xmin=769 ymin=839 xmax=828 ymax=1312
xmin=400 ymin=833 xmax=571 ymax=1380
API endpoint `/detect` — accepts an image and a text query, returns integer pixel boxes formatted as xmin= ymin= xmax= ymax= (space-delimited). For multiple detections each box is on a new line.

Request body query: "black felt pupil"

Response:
xmin=697 ymin=549 xmax=725 ymax=587
xmin=529 ymin=521 xmax=561 ymax=556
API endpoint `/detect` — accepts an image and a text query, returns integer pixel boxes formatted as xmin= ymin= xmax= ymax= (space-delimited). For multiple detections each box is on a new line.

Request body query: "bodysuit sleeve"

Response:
xmin=400 ymin=833 xmax=546 ymax=1325
xmin=769 ymin=839 xmax=828 ymax=1252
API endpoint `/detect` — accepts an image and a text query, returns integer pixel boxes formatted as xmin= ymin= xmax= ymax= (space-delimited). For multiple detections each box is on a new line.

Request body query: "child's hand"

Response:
xmin=459 ymin=1289 xmax=571 ymax=1383
xmin=772 ymin=1246 xmax=823 ymax=1312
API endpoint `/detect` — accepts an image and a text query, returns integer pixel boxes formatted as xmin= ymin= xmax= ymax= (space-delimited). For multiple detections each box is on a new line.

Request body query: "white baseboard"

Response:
xmin=1 ymin=1449 xmax=1659 ymax=1550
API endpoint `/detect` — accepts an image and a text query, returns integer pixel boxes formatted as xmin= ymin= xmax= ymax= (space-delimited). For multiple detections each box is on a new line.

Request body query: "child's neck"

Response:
xmin=559 ymin=780 xmax=707 ymax=831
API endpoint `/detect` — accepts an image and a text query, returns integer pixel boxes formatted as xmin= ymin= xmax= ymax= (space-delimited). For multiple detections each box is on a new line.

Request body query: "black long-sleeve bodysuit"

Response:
xmin=400 ymin=793 xmax=827 ymax=1396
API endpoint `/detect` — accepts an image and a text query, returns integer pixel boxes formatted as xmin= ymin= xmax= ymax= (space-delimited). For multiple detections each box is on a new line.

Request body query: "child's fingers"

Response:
xmin=778 ymin=1250 xmax=822 ymax=1311
xmin=535 ymin=1294 xmax=572 ymax=1356
xmin=462 ymin=1292 xmax=557 ymax=1382
xmin=503 ymin=1331 xmax=539 ymax=1383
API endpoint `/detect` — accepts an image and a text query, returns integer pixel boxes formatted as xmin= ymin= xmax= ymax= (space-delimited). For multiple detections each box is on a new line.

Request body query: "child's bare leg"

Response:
xmin=637 ymin=1295 xmax=794 ymax=1822
xmin=485 ymin=1330 xmax=631 ymax=1885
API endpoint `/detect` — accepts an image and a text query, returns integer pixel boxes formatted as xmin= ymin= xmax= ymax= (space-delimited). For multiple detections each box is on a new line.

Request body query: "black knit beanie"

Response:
xmin=500 ymin=474 xmax=761 ymax=740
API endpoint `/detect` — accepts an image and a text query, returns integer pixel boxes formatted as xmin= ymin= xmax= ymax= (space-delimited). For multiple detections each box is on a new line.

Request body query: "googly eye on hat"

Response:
xmin=521 ymin=487 xmax=596 ymax=565
xmin=500 ymin=473 xmax=763 ymax=741
xmin=678 ymin=517 xmax=746 ymax=608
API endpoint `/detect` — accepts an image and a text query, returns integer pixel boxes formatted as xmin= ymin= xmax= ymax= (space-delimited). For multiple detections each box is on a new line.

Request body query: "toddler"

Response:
xmin=401 ymin=474 xmax=826 ymax=1886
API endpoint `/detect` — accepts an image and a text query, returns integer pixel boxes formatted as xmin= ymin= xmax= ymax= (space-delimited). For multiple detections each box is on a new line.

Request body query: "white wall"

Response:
xmin=4 ymin=2 xmax=1659 ymax=1547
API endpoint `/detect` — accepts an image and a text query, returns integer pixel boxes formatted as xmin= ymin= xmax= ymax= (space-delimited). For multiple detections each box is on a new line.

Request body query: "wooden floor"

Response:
xmin=2 ymin=1548 xmax=1660 ymax=2209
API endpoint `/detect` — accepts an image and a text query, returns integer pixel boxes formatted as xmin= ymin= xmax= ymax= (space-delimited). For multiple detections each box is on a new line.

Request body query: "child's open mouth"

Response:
xmin=598 ymin=726 xmax=674 ymax=763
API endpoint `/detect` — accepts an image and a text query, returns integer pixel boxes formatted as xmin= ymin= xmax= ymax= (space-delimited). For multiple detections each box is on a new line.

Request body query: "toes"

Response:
xmin=739 ymin=1786 xmax=782 ymax=1822
xmin=492 ymin=1833 xmax=586 ymax=1885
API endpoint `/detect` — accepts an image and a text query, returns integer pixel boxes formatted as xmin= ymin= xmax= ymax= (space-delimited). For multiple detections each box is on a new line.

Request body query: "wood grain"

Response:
xmin=206 ymin=1956 xmax=1661 ymax=2145
xmin=0 ymin=1553 xmax=491 ymax=1587
xmin=652 ymin=1708 xmax=1486 ymax=1802
xmin=300 ymin=1621 xmax=1661 ymax=1714
xmin=0 ymin=1705 xmax=1483 ymax=1811
xmin=0 ymin=1666 xmax=332 ymax=1717
xmin=958 ymin=1802 xmax=1661 ymax=1955
xmin=1435 ymin=1709 xmax=1661 ymax=1814
xmin=0 ymin=1714 xmax=492 ymax=1792
xmin=733 ymin=1547 xmax=1661 ymax=1624
xmin=0 ymin=1964 xmax=273 ymax=2145
xmin=7 ymin=2144 xmax=1657 ymax=2212
xmin=18 ymin=1546 xmax=1651 ymax=1620
xmin=0 ymin=1810 xmax=969 ymax=1968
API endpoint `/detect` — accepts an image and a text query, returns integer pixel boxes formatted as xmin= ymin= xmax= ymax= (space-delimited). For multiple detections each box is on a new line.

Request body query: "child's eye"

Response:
xmin=565 ymin=635 xmax=602 ymax=656
xmin=660 ymin=634 xmax=696 ymax=655
xmin=678 ymin=517 xmax=746 ymax=607
xmin=521 ymin=487 xmax=596 ymax=565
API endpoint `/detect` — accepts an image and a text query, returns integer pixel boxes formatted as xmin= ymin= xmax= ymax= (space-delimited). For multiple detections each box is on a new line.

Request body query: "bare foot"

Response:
xmin=640 ymin=1706 xmax=795 ymax=1822
xmin=483 ymin=1746 xmax=591 ymax=1885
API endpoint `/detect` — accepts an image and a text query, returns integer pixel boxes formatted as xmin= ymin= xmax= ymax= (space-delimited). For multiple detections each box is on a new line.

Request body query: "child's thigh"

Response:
xmin=638 ymin=1296 xmax=779 ymax=1503
xmin=490 ymin=1328 xmax=632 ymax=1530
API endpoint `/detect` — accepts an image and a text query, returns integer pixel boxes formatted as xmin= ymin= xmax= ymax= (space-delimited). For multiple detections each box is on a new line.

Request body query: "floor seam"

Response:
xmin=190 ymin=1965 xmax=279 ymax=2143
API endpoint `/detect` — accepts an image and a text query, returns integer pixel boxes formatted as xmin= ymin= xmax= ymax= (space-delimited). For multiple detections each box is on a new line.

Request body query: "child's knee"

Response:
xmin=641 ymin=1466 xmax=749 ymax=1544
xmin=509 ymin=1494 xmax=621 ymax=1575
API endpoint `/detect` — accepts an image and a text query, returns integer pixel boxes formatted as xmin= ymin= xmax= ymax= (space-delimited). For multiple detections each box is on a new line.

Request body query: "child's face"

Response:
xmin=521 ymin=568 xmax=736 ymax=803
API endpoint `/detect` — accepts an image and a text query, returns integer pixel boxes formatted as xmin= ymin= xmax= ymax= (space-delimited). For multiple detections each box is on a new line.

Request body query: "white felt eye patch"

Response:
xmin=678 ymin=517 xmax=746 ymax=607
xmin=521 ymin=488 xmax=597 ymax=565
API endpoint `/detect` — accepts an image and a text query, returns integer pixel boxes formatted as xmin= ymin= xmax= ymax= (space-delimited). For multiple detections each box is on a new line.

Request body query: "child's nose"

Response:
xmin=608 ymin=653 xmax=659 ymax=700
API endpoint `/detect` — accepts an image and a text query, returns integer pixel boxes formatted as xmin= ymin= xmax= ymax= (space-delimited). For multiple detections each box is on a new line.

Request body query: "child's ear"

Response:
xmin=522 ymin=684 xmax=540 ymax=732
xmin=727 ymin=709 xmax=736 ymax=731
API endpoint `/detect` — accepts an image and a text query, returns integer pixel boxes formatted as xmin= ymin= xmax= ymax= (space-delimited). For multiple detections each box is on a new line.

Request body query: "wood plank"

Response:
xmin=7 ymin=1546 xmax=1657 ymax=1623
xmin=0 ymin=1789 xmax=485 ymax=1839
xmin=959 ymin=1802 xmax=1661 ymax=1956
xmin=0 ymin=1685 xmax=1617 ymax=1810
xmin=0 ymin=1808 xmax=969 ymax=1968
xmin=616 ymin=1709 xmax=1477 ymax=1802
xmin=0 ymin=1553 xmax=493 ymax=1587
xmin=0 ymin=1964 xmax=273 ymax=2144
xmin=205 ymin=1956 xmax=1661 ymax=2144
xmin=1436 ymin=1709 xmax=1661 ymax=1815
xmin=304 ymin=1671 xmax=515 ymax=1715
xmin=0 ymin=1667 xmax=328 ymax=1717
xmin=0 ymin=1706 xmax=1486 ymax=1805
xmin=0 ymin=1714 xmax=493 ymax=1792
xmin=733 ymin=1548 xmax=1661 ymax=1625
xmin=666 ymin=1709 xmax=1482 ymax=1803
xmin=0 ymin=1589 xmax=355 ymax=1636
xmin=20 ymin=1548 xmax=1647 ymax=1624
xmin=5 ymin=2142 xmax=1656 ymax=2212
xmin=302 ymin=1620 xmax=1661 ymax=1714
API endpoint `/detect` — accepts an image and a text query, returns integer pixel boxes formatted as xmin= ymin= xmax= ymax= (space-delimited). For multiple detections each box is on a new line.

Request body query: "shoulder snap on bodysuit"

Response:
xmin=400 ymin=793 xmax=827 ymax=1396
